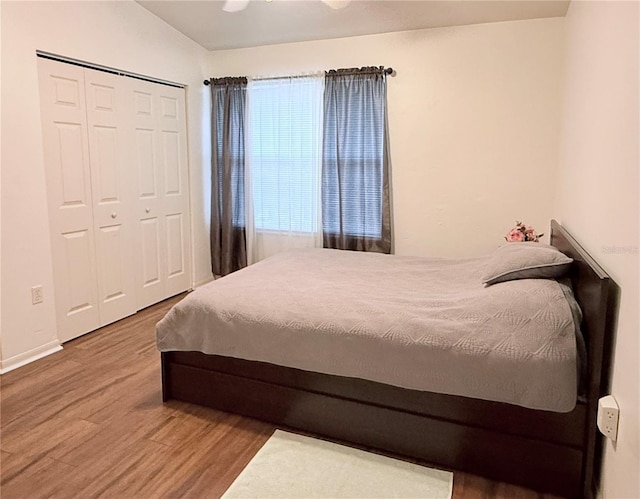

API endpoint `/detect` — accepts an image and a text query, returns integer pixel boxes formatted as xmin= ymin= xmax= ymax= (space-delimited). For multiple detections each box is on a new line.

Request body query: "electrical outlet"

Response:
xmin=597 ymin=395 xmax=619 ymax=441
xmin=31 ymin=285 xmax=43 ymax=305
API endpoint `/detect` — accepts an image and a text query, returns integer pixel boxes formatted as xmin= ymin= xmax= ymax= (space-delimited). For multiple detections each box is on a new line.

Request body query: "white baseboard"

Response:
xmin=0 ymin=340 xmax=63 ymax=374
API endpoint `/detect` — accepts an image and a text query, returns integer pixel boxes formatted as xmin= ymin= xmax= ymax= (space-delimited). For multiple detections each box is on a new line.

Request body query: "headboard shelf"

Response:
xmin=550 ymin=218 xmax=615 ymax=497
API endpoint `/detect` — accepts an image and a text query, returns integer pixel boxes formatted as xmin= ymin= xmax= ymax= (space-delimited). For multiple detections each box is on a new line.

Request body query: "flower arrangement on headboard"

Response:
xmin=505 ymin=221 xmax=544 ymax=242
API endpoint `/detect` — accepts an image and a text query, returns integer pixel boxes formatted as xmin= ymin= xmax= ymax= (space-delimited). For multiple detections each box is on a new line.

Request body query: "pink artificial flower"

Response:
xmin=505 ymin=222 xmax=542 ymax=242
xmin=506 ymin=229 xmax=525 ymax=242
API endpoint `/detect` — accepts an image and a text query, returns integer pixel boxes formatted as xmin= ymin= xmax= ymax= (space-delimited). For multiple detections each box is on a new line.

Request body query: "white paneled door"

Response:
xmin=129 ymin=79 xmax=191 ymax=310
xmin=84 ymin=69 xmax=137 ymax=325
xmin=158 ymin=85 xmax=191 ymax=298
xmin=38 ymin=59 xmax=101 ymax=342
xmin=38 ymin=58 xmax=191 ymax=342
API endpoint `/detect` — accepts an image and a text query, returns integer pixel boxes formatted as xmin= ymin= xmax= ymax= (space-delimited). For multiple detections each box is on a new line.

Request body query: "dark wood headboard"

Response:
xmin=550 ymin=219 xmax=615 ymax=496
xmin=550 ymin=219 xmax=612 ymax=398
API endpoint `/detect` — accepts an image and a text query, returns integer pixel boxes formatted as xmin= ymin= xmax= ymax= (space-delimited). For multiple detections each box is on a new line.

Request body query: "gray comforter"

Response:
xmin=157 ymin=249 xmax=580 ymax=412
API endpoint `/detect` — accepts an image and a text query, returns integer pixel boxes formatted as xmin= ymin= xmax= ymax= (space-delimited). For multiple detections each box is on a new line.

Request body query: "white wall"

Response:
xmin=0 ymin=1 xmax=3 ymax=363
xmin=554 ymin=1 xmax=639 ymax=497
xmin=0 ymin=0 xmax=211 ymax=369
xmin=207 ymin=17 xmax=565 ymax=258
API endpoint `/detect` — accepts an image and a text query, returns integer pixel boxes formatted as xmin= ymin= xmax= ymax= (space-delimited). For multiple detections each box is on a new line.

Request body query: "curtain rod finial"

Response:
xmin=203 ymin=80 xmax=210 ymax=86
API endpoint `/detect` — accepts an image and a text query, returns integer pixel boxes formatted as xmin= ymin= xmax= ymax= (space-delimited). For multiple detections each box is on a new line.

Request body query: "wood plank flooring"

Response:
xmin=1 ymin=295 xmax=559 ymax=498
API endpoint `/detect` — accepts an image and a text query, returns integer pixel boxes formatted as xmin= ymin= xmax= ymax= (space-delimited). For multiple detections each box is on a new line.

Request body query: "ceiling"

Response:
xmin=136 ymin=0 xmax=570 ymax=51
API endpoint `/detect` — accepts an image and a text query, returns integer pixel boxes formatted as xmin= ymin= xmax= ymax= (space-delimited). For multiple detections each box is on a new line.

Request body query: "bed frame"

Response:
xmin=161 ymin=220 xmax=614 ymax=498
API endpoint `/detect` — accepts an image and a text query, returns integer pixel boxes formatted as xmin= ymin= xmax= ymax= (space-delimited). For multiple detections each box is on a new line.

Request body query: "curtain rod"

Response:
xmin=326 ymin=66 xmax=394 ymax=77
xmin=36 ymin=51 xmax=184 ymax=89
xmin=203 ymin=66 xmax=394 ymax=86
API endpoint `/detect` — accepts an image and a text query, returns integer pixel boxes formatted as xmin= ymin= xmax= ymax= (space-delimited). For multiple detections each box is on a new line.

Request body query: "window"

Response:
xmin=211 ymin=68 xmax=391 ymax=272
xmin=322 ymin=71 xmax=391 ymax=253
xmin=322 ymin=113 xmax=385 ymax=238
xmin=248 ymin=77 xmax=324 ymax=233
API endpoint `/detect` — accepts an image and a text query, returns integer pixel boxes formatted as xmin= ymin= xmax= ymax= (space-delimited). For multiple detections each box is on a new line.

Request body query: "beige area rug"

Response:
xmin=222 ymin=430 xmax=453 ymax=499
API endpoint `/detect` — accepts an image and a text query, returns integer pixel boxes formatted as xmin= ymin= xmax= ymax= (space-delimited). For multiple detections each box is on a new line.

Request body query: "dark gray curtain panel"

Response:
xmin=322 ymin=68 xmax=392 ymax=254
xmin=210 ymin=77 xmax=248 ymax=276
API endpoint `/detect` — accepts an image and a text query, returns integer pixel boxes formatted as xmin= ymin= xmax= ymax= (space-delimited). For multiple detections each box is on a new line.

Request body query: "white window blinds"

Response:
xmin=245 ymin=75 xmax=325 ymax=262
xmin=248 ymin=76 xmax=324 ymax=232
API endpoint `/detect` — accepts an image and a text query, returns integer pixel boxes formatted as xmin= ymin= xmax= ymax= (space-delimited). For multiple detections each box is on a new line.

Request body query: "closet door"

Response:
xmin=37 ymin=59 xmax=101 ymax=341
xmin=84 ymin=68 xmax=137 ymax=325
xmin=157 ymin=85 xmax=191 ymax=298
xmin=130 ymin=79 xmax=191 ymax=310
xmin=130 ymin=80 xmax=165 ymax=308
xmin=39 ymin=58 xmax=191 ymax=341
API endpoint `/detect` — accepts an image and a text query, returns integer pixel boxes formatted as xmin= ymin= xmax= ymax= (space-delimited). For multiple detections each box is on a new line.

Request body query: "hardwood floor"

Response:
xmin=1 ymin=295 xmax=560 ymax=498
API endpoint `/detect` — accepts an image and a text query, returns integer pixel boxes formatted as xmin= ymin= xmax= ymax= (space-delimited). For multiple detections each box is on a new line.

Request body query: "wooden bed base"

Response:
xmin=161 ymin=220 xmax=614 ymax=498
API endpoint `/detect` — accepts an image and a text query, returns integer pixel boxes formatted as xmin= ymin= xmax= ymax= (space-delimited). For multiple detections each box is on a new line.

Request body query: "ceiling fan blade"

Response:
xmin=321 ymin=0 xmax=351 ymax=9
xmin=222 ymin=0 xmax=251 ymax=13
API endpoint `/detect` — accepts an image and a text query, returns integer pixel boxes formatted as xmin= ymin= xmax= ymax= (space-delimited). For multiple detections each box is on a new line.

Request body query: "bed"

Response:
xmin=158 ymin=220 xmax=614 ymax=498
